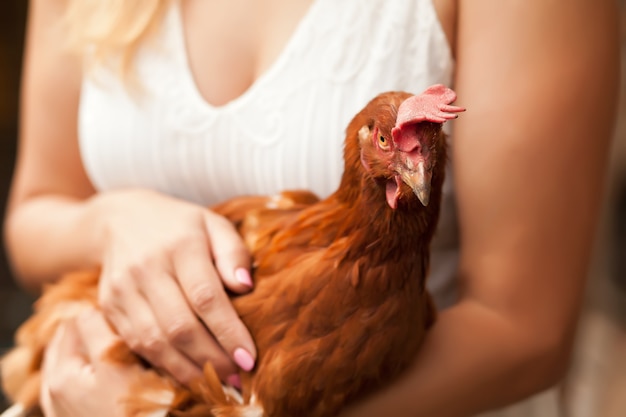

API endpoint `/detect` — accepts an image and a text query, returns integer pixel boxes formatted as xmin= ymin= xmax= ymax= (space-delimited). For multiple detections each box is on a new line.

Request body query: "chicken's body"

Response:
xmin=1 ymin=87 xmax=464 ymax=417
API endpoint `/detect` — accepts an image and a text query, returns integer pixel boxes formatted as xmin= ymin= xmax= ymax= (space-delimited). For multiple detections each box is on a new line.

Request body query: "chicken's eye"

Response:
xmin=378 ymin=134 xmax=390 ymax=150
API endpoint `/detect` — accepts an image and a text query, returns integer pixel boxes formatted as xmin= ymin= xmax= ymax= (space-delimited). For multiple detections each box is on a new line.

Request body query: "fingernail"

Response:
xmin=233 ymin=348 xmax=255 ymax=371
xmin=235 ymin=268 xmax=253 ymax=288
xmin=226 ymin=373 xmax=242 ymax=390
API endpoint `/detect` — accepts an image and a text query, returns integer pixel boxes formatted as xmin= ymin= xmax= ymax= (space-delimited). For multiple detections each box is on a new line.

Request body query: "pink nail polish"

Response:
xmin=235 ymin=268 xmax=253 ymax=288
xmin=226 ymin=374 xmax=242 ymax=390
xmin=233 ymin=348 xmax=255 ymax=371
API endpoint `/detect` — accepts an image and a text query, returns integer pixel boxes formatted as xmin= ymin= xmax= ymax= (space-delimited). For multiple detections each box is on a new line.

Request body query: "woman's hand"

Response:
xmin=40 ymin=309 xmax=173 ymax=417
xmin=92 ymin=188 xmax=256 ymax=385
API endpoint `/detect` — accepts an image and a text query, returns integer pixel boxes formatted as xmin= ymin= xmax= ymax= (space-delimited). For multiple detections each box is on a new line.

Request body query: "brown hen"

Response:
xmin=1 ymin=85 xmax=464 ymax=417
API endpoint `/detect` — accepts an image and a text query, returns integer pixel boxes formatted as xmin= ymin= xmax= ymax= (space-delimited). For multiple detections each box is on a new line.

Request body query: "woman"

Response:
xmin=4 ymin=0 xmax=620 ymax=416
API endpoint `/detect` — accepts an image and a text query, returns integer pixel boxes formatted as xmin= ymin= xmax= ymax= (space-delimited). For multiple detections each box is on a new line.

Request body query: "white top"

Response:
xmin=79 ymin=0 xmax=459 ymax=308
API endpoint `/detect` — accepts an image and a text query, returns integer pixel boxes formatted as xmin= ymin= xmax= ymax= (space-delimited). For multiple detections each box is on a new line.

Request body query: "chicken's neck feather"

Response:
xmin=324 ymin=137 xmax=446 ymax=266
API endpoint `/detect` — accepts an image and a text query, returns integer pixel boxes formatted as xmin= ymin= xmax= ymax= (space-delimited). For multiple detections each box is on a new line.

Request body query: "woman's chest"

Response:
xmin=180 ymin=0 xmax=314 ymax=107
xmin=179 ymin=0 xmax=456 ymax=108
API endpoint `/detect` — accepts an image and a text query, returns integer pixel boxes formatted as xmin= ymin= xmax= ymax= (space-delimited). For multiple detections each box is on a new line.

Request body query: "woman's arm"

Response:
xmin=341 ymin=0 xmax=620 ymax=415
xmin=4 ymin=0 xmax=257 ymax=385
xmin=4 ymin=0 xmax=99 ymax=287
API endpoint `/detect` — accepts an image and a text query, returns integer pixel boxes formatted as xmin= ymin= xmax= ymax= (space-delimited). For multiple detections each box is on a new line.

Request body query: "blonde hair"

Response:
xmin=63 ymin=0 xmax=171 ymax=78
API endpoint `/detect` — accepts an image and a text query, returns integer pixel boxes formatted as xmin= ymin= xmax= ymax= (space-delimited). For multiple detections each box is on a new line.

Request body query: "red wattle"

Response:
xmin=386 ymin=176 xmax=402 ymax=209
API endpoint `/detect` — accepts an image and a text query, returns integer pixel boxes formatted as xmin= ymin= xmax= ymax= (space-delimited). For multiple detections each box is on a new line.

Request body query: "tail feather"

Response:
xmin=169 ymin=365 xmax=265 ymax=417
xmin=121 ymin=368 xmax=176 ymax=417
xmin=199 ymin=363 xmax=229 ymax=405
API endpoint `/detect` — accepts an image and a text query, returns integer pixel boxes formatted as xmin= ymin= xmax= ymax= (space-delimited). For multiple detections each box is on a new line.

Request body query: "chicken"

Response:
xmin=0 ymin=85 xmax=464 ymax=417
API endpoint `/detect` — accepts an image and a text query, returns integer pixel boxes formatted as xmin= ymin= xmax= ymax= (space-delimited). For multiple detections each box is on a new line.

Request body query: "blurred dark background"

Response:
xmin=0 ymin=1 xmax=625 ymax=415
xmin=0 ymin=0 xmax=31 ymax=355
xmin=0 ymin=1 xmax=31 ymax=409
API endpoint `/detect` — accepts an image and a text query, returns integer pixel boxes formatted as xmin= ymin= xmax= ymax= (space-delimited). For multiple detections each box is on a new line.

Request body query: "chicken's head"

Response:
xmin=356 ymin=85 xmax=464 ymax=209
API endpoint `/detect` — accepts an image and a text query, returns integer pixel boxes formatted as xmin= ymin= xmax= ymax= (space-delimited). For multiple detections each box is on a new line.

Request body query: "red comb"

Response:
xmin=395 ymin=84 xmax=465 ymax=127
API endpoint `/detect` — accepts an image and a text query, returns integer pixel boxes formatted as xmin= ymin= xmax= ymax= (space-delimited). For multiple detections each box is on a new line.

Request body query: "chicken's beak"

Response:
xmin=399 ymin=160 xmax=432 ymax=206
xmin=392 ymin=119 xmax=439 ymax=207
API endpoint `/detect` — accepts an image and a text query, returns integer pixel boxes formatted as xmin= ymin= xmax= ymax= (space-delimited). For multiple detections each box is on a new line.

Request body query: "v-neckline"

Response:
xmin=171 ymin=0 xmax=322 ymax=112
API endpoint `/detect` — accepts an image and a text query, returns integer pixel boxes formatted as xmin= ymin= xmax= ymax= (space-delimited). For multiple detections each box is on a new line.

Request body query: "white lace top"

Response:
xmin=79 ymin=0 xmax=459 ymax=307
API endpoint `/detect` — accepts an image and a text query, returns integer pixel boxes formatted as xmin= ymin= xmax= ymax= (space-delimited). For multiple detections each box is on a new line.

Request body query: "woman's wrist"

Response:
xmin=85 ymin=188 xmax=179 ymax=266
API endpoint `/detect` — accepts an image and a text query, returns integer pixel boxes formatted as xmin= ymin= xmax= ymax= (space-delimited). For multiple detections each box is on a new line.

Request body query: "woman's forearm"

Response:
xmin=4 ymin=193 xmax=105 ymax=291
xmin=341 ymin=300 xmax=568 ymax=417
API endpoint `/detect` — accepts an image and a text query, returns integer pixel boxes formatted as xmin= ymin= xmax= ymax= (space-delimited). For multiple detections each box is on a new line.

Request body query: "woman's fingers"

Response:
xmin=204 ymin=212 xmax=254 ymax=293
xmin=41 ymin=319 xmax=91 ymax=417
xmin=173 ymin=239 xmax=257 ymax=373
xmin=74 ymin=309 xmax=120 ymax=363
xmin=43 ymin=320 xmax=88 ymax=379
xmin=139 ymin=269 xmax=239 ymax=378
xmin=104 ymin=288 xmax=205 ymax=385
xmin=99 ymin=231 xmax=254 ymax=382
xmin=93 ymin=192 xmax=257 ymax=383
